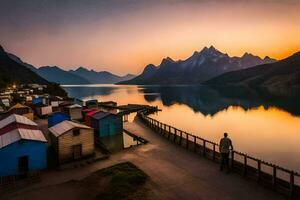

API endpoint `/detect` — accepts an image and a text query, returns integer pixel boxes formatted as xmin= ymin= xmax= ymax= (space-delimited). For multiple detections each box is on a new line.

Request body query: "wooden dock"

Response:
xmin=138 ymin=109 xmax=300 ymax=199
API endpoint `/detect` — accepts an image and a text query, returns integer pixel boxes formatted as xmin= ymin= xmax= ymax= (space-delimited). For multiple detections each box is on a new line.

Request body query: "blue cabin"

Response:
xmin=48 ymin=112 xmax=71 ymax=128
xmin=32 ymin=96 xmax=43 ymax=105
xmin=90 ymin=111 xmax=123 ymax=138
xmin=0 ymin=129 xmax=47 ymax=177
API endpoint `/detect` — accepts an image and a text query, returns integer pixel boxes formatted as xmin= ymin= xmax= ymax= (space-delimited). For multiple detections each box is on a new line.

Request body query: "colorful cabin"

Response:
xmin=49 ymin=96 xmax=64 ymax=107
xmin=0 ymin=96 xmax=11 ymax=108
xmin=74 ymin=98 xmax=84 ymax=107
xmin=90 ymin=111 xmax=123 ymax=138
xmin=50 ymin=96 xmax=64 ymax=112
xmin=0 ymin=115 xmax=47 ymax=177
xmin=4 ymin=103 xmax=34 ymax=120
xmin=82 ymin=108 xmax=96 ymax=123
xmin=32 ymin=96 xmax=43 ymax=105
xmin=85 ymin=110 xmax=98 ymax=126
xmin=48 ymin=112 xmax=70 ymax=128
xmin=34 ymin=104 xmax=52 ymax=117
xmin=85 ymin=99 xmax=98 ymax=109
xmin=64 ymin=104 xmax=82 ymax=120
xmin=56 ymin=101 xmax=73 ymax=113
xmin=49 ymin=120 xmax=94 ymax=164
xmin=0 ymin=114 xmax=38 ymax=135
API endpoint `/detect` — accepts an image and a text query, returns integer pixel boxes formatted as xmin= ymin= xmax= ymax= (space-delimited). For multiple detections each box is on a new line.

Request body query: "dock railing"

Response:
xmin=138 ymin=111 xmax=300 ymax=199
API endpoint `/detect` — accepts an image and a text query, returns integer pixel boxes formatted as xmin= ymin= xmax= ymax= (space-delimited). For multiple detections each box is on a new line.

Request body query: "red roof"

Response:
xmin=82 ymin=108 xmax=97 ymax=113
xmin=86 ymin=110 xmax=99 ymax=117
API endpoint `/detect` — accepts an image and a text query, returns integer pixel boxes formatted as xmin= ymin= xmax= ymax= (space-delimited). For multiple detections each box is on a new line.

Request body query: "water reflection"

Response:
xmin=139 ymin=86 xmax=300 ymax=116
xmin=63 ymin=84 xmax=300 ymax=171
xmin=100 ymin=131 xmax=142 ymax=152
xmin=64 ymin=84 xmax=300 ymax=116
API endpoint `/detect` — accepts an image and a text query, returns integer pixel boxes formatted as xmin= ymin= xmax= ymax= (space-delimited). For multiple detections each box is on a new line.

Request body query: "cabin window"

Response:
xmin=73 ymin=129 xmax=80 ymax=136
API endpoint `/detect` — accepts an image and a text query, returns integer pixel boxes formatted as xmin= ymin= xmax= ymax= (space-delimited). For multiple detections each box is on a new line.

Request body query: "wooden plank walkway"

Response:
xmin=138 ymin=112 xmax=300 ymax=199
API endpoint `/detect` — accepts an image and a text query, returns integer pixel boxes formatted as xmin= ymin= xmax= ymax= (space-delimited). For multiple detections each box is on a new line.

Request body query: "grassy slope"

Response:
xmin=3 ymin=162 xmax=149 ymax=200
xmin=92 ymin=162 xmax=148 ymax=200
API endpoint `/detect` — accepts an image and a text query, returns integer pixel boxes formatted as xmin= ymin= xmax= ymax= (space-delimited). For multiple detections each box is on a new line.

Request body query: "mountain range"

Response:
xmin=119 ymin=46 xmax=276 ymax=85
xmin=3 ymin=44 xmax=300 ymax=88
xmin=8 ymin=53 xmax=135 ymax=85
xmin=0 ymin=45 xmax=48 ymax=88
xmin=204 ymin=51 xmax=300 ymax=87
xmin=0 ymin=45 xmax=67 ymax=96
xmin=69 ymin=67 xmax=135 ymax=84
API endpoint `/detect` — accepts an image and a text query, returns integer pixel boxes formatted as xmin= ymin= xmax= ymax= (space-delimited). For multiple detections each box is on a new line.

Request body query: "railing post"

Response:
xmin=179 ymin=131 xmax=182 ymax=146
xmin=203 ymin=140 xmax=206 ymax=157
xmin=193 ymin=136 xmax=197 ymax=152
xmin=186 ymin=134 xmax=189 ymax=149
xmin=152 ymin=119 xmax=155 ymax=129
xmin=290 ymin=171 xmax=294 ymax=198
xmin=160 ymin=123 xmax=162 ymax=134
xmin=243 ymin=155 xmax=247 ymax=176
xmin=213 ymin=143 xmax=216 ymax=161
xmin=173 ymin=128 xmax=177 ymax=142
xmin=257 ymin=160 xmax=261 ymax=182
xmin=231 ymin=151 xmax=234 ymax=168
xmin=139 ymin=117 xmax=300 ymax=199
xmin=272 ymin=166 xmax=277 ymax=187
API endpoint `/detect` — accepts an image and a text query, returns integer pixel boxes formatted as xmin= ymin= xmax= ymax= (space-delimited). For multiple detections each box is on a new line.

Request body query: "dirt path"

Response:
xmin=2 ymin=117 xmax=284 ymax=200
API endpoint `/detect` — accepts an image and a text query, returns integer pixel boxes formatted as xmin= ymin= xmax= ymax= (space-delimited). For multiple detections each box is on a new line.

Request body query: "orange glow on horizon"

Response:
xmin=2 ymin=0 xmax=300 ymax=75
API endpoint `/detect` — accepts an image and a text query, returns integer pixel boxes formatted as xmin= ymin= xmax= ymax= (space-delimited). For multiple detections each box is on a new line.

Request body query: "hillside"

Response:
xmin=204 ymin=52 xmax=300 ymax=87
xmin=37 ymin=66 xmax=91 ymax=85
xmin=69 ymin=67 xmax=135 ymax=84
xmin=119 ymin=46 xmax=276 ymax=85
xmin=8 ymin=53 xmax=134 ymax=84
xmin=0 ymin=45 xmax=48 ymax=88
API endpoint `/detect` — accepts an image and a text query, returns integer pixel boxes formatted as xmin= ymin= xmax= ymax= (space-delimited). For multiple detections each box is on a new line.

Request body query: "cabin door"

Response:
xmin=18 ymin=156 xmax=29 ymax=173
xmin=110 ymin=123 xmax=116 ymax=135
xmin=73 ymin=144 xmax=82 ymax=160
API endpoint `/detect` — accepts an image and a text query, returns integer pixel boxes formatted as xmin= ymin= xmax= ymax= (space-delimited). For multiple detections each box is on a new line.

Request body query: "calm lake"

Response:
xmin=63 ymin=84 xmax=300 ymax=173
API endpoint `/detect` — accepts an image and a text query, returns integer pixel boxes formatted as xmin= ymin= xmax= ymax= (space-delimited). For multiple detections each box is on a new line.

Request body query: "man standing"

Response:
xmin=219 ymin=132 xmax=233 ymax=171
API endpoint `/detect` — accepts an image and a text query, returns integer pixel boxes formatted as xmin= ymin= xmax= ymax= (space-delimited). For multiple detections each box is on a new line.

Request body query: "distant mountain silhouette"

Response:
xmin=37 ymin=66 xmax=91 ymax=85
xmin=119 ymin=46 xmax=276 ymax=85
xmin=69 ymin=67 xmax=135 ymax=84
xmin=8 ymin=53 xmax=135 ymax=84
xmin=0 ymin=45 xmax=48 ymax=88
xmin=205 ymin=52 xmax=300 ymax=87
xmin=8 ymin=53 xmax=89 ymax=84
xmin=8 ymin=53 xmax=37 ymax=72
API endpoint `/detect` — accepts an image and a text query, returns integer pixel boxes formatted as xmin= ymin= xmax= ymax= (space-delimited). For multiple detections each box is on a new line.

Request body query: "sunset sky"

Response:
xmin=0 ymin=0 xmax=300 ymax=75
